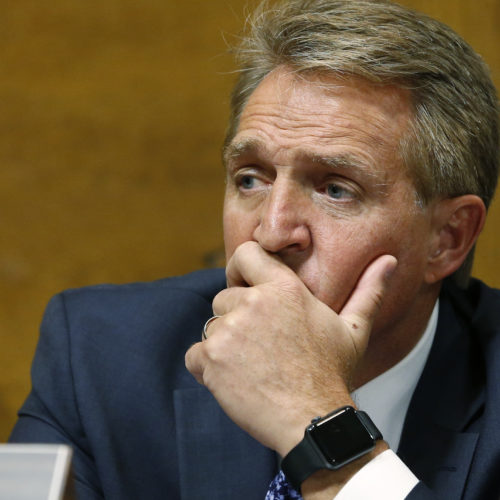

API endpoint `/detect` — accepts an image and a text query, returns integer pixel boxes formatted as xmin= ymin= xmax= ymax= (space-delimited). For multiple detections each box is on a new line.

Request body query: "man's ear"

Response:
xmin=425 ymin=195 xmax=486 ymax=284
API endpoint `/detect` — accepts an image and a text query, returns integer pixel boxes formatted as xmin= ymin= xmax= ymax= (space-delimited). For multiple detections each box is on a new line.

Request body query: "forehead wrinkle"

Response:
xmin=241 ymin=103 xmax=327 ymax=133
xmin=240 ymin=100 xmax=402 ymax=156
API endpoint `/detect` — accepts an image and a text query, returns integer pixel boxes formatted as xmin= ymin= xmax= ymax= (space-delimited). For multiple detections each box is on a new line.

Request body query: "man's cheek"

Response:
xmin=304 ymin=266 xmax=363 ymax=313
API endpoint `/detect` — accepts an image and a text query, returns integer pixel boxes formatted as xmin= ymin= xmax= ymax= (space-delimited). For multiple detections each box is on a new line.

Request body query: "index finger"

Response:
xmin=225 ymin=241 xmax=295 ymax=288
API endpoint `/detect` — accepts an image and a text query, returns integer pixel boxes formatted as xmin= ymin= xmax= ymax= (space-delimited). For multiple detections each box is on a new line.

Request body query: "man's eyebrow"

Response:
xmin=310 ymin=152 xmax=391 ymax=195
xmin=307 ymin=152 xmax=369 ymax=172
xmin=223 ymin=139 xmax=267 ymax=166
xmin=223 ymin=141 xmax=375 ymax=178
xmin=308 ymin=152 xmax=389 ymax=192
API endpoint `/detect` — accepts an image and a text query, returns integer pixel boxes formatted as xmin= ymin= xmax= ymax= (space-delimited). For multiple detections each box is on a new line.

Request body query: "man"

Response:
xmin=10 ymin=0 xmax=500 ymax=499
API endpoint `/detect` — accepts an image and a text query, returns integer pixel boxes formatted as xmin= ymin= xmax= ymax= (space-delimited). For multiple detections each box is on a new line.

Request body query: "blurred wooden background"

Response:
xmin=1 ymin=0 xmax=499 ymax=441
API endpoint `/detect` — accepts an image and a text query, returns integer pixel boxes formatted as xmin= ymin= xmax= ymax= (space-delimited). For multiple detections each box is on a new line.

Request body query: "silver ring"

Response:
xmin=202 ymin=315 xmax=220 ymax=340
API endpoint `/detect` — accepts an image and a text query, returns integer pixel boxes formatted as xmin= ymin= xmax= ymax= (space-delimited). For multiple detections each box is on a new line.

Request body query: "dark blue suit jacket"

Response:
xmin=9 ymin=269 xmax=500 ymax=499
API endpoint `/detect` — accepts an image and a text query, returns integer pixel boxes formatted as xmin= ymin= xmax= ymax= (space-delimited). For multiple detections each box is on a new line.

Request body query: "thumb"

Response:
xmin=340 ymin=255 xmax=398 ymax=347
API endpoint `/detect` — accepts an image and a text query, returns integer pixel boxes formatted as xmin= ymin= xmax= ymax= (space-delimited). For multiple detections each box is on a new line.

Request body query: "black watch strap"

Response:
xmin=357 ymin=411 xmax=382 ymax=440
xmin=281 ymin=431 xmax=328 ymax=491
xmin=281 ymin=407 xmax=382 ymax=492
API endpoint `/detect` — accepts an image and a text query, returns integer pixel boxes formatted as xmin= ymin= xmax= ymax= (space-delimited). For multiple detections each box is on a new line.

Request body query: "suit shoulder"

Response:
xmin=58 ymin=268 xmax=226 ymax=305
xmin=40 ymin=268 xmax=225 ymax=353
xmin=442 ymin=277 xmax=500 ymax=324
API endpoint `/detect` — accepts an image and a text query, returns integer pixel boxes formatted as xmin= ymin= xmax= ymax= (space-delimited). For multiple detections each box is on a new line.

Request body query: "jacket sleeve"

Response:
xmin=9 ymin=293 xmax=104 ymax=499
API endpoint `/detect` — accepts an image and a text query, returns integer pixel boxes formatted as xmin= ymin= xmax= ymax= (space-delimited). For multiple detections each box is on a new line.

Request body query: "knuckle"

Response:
xmin=242 ymin=287 xmax=262 ymax=308
xmin=204 ymin=326 xmax=234 ymax=364
xmin=370 ymin=288 xmax=385 ymax=313
xmin=212 ymin=289 xmax=229 ymax=313
xmin=277 ymin=278 xmax=306 ymax=307
xmin=282 ymin=277 xmax=303 ymax=295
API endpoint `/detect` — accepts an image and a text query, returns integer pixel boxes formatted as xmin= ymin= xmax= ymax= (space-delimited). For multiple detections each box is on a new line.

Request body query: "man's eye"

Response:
xmin=326 ymin=183 xmax=352 ymax=199
xmin=239 ymin=175 xmax=256 ymax=189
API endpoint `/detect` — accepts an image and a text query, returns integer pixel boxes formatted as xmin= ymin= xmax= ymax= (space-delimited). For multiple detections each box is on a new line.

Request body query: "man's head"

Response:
xmin=224 ymin=0 xmax=499 ymax=287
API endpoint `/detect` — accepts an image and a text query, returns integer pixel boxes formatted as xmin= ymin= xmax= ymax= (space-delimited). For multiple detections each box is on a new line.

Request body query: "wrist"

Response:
xmin=301 ymin=441 xmax=390 ymax=499
xmin=281 ymin=405 xmax=383 ymax=493
xmin=277 ymin=394 xmax=355 ymax=457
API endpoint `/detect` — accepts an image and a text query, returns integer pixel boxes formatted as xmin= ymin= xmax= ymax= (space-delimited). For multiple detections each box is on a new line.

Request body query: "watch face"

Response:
xmin=309 ymin=407 xmax=375 ymax=466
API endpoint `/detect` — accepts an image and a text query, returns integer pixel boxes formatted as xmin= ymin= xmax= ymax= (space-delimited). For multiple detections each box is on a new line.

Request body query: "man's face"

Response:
xmin=223 ymin=67 xmax=438 ymax=337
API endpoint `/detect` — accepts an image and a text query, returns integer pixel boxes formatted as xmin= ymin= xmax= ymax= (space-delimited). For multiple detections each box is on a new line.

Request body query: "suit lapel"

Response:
xmin=398 ymin=284 xmax=484 ymax=498
xmin=174 ymin=387 xmax=277 ymax=500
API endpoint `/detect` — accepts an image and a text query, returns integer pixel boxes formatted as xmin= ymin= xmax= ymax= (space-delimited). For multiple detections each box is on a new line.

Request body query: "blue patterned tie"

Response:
xmin=265 ymin=470 xmax=303 ymax=499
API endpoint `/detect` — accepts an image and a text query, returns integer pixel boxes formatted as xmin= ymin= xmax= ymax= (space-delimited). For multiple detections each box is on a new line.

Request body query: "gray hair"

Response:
xmin=225 ymin=0 xmax=499 ymax=286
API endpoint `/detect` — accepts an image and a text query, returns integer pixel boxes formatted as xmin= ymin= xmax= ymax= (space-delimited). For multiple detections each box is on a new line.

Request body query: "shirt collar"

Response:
xmin=351 ymin=300 xmax=439 ymax=450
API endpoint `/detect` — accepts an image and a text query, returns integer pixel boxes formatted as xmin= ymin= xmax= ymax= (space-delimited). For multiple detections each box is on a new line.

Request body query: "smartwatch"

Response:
xmin=281 ymin=406 xmax=383 ymax=492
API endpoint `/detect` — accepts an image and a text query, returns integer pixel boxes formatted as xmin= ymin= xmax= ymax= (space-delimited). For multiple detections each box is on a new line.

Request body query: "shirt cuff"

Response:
xmin=335 ymin=449 xmax=418 ymax=499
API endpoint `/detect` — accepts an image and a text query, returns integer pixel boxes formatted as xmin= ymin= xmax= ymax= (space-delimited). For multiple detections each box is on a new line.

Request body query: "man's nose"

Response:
xmin=252 ymin=180 xmax=311 ymax=254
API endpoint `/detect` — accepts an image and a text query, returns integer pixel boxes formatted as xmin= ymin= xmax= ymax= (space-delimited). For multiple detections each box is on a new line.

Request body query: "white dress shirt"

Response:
xmin=335 ymin=300 xmax=439 ymax=499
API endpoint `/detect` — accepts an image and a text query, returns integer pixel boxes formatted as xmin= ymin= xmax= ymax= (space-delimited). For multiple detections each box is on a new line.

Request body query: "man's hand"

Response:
xmin=185 ymin=241 xmax=397 ymax=457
